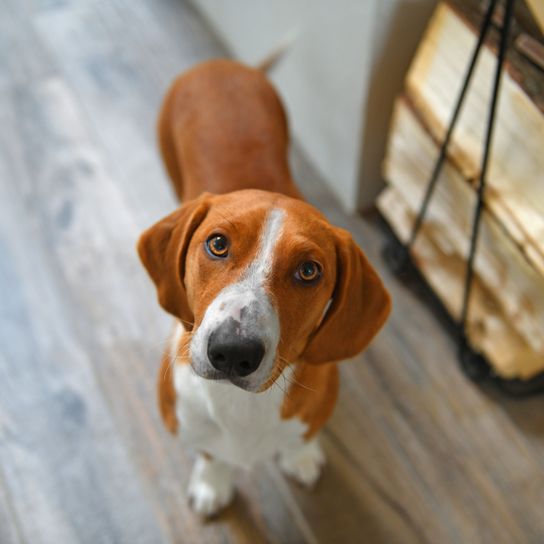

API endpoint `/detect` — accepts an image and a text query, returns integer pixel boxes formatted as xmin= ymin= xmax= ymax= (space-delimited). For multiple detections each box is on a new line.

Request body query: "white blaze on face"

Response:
xmin=244 ymin=208 xmax=284 ymax=286
xmin=190 ymin=208 xmax=285 ymax=390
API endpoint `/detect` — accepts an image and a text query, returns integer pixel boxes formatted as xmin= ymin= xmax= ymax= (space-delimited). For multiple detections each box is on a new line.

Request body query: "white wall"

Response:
xmin=190 ymin=0 xmax=436 ymax=212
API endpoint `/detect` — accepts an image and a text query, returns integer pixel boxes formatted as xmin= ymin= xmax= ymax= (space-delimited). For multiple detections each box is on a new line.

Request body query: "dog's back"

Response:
xmin=157 ymin=59 xmax=301 ymax=202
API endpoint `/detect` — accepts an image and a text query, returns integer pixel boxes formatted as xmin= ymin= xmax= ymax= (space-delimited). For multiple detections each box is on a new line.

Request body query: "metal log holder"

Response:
xmin=384 ymin=0 xmax=544 ymax=396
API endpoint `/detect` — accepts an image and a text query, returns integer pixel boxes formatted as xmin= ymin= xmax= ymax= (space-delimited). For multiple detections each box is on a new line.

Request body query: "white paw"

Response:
xmin=187 ymin=456 xmax=235 ymax=517
xmin=279 ymin=439 xmax=326 ymax=488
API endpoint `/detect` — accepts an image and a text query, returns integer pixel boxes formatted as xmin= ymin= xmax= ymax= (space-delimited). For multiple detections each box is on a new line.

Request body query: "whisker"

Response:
xmin=264 ymin=366 xmax=295 ymax=402
xmin=273 ymin=375 xmax=292 ymax=401
xmin=165 ymin=331 xmax=193 ymax=379
xmin=277 ymin=356 xmax=318 ymax=393
xmin=278 ymin=355 xmax=294 ymax=365
xmin=285 ymin=373 xmax=317 ymax=393
xmin=180 ymin=319 xmax=195 ymax=329
xmin=281 ymin=378 xmax=295 ymax=403
xmin=281 ymin=373 xmax=294 ymax=400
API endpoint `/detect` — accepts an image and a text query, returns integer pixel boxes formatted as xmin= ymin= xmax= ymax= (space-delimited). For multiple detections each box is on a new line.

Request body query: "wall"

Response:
xmin=190 ymin=0 xmax=436 ymax=212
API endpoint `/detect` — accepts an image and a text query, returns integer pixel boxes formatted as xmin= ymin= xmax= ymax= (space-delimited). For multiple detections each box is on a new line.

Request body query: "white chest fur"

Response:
xmin=173 ymin=363 xmax=307 ymax=467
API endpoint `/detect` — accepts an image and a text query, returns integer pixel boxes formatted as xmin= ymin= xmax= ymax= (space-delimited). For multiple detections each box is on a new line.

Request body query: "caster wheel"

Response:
xmin=496 ymin=374 xmax=544 ymax=397
xmin=458 ymin=342 xmax=490 ymax=382
xmin=383 ymin=240 xmax=412 ymax=278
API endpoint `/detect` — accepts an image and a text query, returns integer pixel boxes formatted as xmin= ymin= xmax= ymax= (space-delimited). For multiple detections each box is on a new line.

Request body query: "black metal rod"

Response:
xmin=459 ymin=0 xmax=515 ymax=336
xmin=407 ymin=0 xmax=499 ymax=248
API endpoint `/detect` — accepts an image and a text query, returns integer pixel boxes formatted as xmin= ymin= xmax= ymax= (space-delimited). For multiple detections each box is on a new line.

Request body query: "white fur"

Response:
xmin=174 ymin=350 xmax=307 ymax=467
xmin=188 ymin=456 xmax=235 ymax=516
xmin=189 ymin=208 xmax=285 ymax=391
xmin=173 ymin=324 xmax=325 ymax=515
xmin=278 ymin=438 xmax=326 ymax=488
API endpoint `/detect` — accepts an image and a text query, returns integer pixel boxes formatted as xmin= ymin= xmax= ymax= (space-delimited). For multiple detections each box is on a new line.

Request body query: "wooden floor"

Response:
xmin=1 ymin=0 xmax=543 ymax=542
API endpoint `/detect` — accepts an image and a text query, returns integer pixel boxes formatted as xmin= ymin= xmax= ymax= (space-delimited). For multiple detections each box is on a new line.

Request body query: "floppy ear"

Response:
xmin=137 ymin=193 xmax=211 ymax=327
xmin=301 ymin=228 xmax=391 ymax=364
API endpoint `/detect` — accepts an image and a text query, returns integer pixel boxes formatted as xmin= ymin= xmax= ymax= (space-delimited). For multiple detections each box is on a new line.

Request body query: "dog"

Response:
xmin=137 ymin=59 xmax=391 ymax=516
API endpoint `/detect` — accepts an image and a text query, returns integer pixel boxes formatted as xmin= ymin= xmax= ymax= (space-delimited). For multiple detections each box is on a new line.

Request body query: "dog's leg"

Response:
xmin=278 ymin=437 xmax=326 ymax=488
xmin=187 ymin=455 xmax=235 ymax=516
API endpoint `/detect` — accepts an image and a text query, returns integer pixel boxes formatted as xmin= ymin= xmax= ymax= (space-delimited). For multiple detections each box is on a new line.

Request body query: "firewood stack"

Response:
xmin=378 ymin=0 xmax=544 ymax=380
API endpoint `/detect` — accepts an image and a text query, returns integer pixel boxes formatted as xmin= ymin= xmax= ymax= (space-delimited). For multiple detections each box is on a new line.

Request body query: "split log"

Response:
xmin=405 ymin=2 xmax=544 ymax=277
xmin=525 ymin=0 xmax=544 ymax=33
xmin=377 ymin=186 xmax=543 ymax=379
xmin=380 ymin=97 xmax=544 ymax=379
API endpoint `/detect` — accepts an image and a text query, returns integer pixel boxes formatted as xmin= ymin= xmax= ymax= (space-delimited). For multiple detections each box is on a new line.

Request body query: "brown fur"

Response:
xmin=138 ymin=59 xmax=391 ymax=436
xmin=158 ymin=351 xmax=178 ymax=434
xmin=281 ymin=362 xmax=339 ymax=439
xmin=157 ymin=60 xmax=302 ymax=202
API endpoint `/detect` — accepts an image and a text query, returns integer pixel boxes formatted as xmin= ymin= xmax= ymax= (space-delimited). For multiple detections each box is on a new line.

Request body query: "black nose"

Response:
xmin=207 ymin=325 xmax=265 ymax=378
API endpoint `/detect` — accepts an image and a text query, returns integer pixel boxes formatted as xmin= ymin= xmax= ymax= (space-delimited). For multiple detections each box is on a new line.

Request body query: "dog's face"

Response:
xmin=183 ymin=193 xmax=338 ymax=391
xmin=138 ymin=190 xmax=390 ymax=392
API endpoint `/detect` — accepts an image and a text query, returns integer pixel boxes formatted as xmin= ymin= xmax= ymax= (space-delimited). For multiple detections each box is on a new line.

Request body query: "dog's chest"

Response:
xmin=174 ymin=364 xmax=306 ymax=467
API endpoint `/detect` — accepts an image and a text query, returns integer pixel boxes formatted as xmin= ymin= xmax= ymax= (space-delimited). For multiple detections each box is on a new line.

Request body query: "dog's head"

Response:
xmin=138 ymin=190 xmax=390 ymax=392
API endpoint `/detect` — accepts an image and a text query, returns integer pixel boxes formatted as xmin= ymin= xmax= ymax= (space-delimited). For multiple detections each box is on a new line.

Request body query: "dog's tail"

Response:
xmin=255 ymin=31 xmax=297 ymax=73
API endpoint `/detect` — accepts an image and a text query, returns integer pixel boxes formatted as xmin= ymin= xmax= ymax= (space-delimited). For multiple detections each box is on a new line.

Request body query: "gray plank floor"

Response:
xmin=0 ymin=0 xmax=543 ymax=542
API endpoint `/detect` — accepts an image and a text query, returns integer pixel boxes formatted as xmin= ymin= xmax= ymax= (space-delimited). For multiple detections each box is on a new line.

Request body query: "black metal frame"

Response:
xmin=384 ymin=0 xmax=543 ymax=396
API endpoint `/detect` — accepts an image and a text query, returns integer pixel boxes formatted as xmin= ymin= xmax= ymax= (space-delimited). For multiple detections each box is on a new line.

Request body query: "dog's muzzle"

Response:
xmin=190 ymin=282 xmax=280 ymax=390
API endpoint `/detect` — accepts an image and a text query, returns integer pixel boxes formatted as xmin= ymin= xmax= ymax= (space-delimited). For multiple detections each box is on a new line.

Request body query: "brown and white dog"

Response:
xmin=138 ymin=59 xmax=391 ymax=516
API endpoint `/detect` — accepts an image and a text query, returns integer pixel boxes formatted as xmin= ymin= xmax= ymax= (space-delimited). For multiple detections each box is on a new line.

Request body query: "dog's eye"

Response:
xmin=206 ymin=234 xmax=229 ymax=258
xmin=295 ymin=261 xmax=321 ymax=283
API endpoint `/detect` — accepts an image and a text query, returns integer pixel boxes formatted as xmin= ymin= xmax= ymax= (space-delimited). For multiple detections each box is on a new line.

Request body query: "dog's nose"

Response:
xmin=207 ymin=326 xmax=265 ymax=377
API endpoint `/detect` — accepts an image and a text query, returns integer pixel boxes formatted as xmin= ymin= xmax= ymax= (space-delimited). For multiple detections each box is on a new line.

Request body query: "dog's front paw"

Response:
xmin=188 ymin=456 xmax=235 ymax=517
xmin=278 ymin=439 xmax=326 ymax=488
